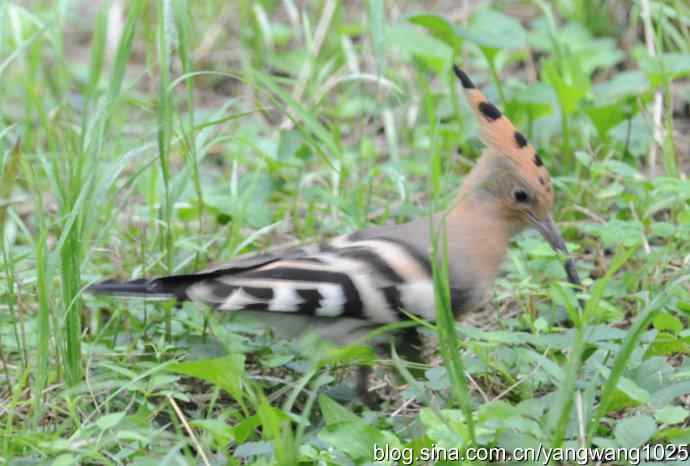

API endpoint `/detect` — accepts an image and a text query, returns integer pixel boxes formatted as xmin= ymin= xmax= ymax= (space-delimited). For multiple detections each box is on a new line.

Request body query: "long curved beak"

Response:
xmin=530 ymin=214 xmax=581 ymax=287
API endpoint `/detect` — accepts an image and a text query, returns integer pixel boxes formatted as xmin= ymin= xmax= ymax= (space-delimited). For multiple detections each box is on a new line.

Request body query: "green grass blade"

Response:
xmin=431 ymin=219 xmax=477 ymax=447
xmin=583 ymin=244 xmax=641 ymax=323
xmin=549 ymin=244 xmax=640 ymax=447
xmin=157 ymin=0 xmax=175 ymax=340
xmin=586 ymin=280 xmax=682 ymax=441
xmin=106 ymin=0 xmax=144 ymax=109
xmin=367 ymin=0 xmax=385 ymax=68
xmin=250 ymin=69 xmax=341 ymax=165
xmin=547 ymin=325 xmax=587 ymax=448
xmin=157 ymin=0 xmax=174 ymax=273
xmin=0 ymin=139 xmax=21 ymax=230
xmin=173 ymin=0 xmax=204 ymax=269
xmin=33 ymin=227 xmax=50 ymax=422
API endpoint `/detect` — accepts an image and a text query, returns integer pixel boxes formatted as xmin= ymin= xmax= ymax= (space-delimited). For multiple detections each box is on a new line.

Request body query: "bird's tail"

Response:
xmin=86 ymin=274 xmax=213 ymax=300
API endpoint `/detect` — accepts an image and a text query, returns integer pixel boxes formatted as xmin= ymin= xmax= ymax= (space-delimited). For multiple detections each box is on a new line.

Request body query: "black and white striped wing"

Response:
xmin=185 ymin=235 xmax=439 ymax=323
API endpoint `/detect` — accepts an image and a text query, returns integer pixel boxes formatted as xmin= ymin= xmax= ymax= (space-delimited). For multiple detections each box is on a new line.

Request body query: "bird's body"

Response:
xmin=88 ymin=66 xmax=580 ymax=351
xmin=89 ymin=200 xmax=519 ymax=325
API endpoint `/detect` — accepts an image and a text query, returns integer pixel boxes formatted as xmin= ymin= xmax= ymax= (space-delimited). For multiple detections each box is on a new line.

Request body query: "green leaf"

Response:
xmin=647 ymin=332 xmax=690 ymax=357
xmin=653 ymin=381 xmax=690 ymax=408
xmin=384 ymin=24 xmax=452 ymax=72
xmin=277 ymin=129 xmax=305 ymax=161
xmin=419 ymin=408 xmax=467 ymax=448
xmin=407 ymin=13 xmax=463 ymax=52
xmin=610 ymin=114 xmax=653 ymax=157
xmin=596 ymin=365 xmax=650 ymax=405
xmin=655 ymin=406 xmax=690 ymax=425
xmin=231 ymin=415 xmax=261 ymax=444
xmin=601 ymin=160 xmax=644 ymax=180
xmin=168 ymin=355 xmax=245 ymax=403
xmin=318 ymin=395 xmax=360 ymax=426
xmin=513 ymin=82 xmax=554 ymax=118
xmin=637 ymin=52 xmax=690 ymax=86
xmin=190 ymin=419 xmax=234 ymax=446
xmin=257 ymin=396 xmax=290 ymax=441
xmin=575 ymin=38 xmax=624 ymax=75
xmin=316 ymin=342 xmax=377 ymax=366
xmin=585 ymin=102 xmax=630 ymax=137
xmin=318 ymin=421 xmax=387 ymax=460
xmin=614 ymin=415 xmax=657 ymax=448
xmin=477 ymin=400 xmax=520 ymax=421
xmin=462 ymin=8 xmax=526 ymax=51
xmin=51 ymin=454 xmax=77 ymax=466
xmin=653 ymin=312 xmax=683 ymax=333
xmin=592 ymin=71 xmax=650 ymax=103
xmin=96 ymin=411 xmax=126 ymax=430
xmin=542 ymin=59 xmax=589 ymax=116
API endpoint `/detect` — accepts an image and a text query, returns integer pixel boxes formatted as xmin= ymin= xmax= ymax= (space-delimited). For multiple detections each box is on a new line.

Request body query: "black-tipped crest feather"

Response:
xmin=452 ymin=64 xmax=475 ymax=88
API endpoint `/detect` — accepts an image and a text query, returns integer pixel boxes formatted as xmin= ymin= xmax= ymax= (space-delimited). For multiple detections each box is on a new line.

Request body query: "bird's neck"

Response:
xmin=440 ymin=194 xmax=525 ymax=299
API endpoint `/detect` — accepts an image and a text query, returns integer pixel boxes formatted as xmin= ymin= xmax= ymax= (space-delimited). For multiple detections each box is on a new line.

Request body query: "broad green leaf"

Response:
xmin=513 ymin=82 xmax=554 ymax=118
xmin=655 ymin=406 xmax=690 ymax=425
xmin=646 ymin=332 xmax=690 ymax=357
xmin=610 ymin=114 xmax=653 ymax=157
xmin=477 ymin=400 xmax=520 ymax=422
xmin=96 ymin=411 xmax=126 ymax=430
xmin=651 ymin=222 xmax=676 ymax=238
xmin=231 ymin=415 xmax=261 ymax=444
xmin=234 ymin=440 xmax=273 ymax=458
xmin=585 ymin=102 xmax=631 ymax=137
xmin=168 ymin=355 xmax=245 ymax=403
xmin=277 ymin=129 xmax=305 ymax=161
xmin=601 ymin=160 xmax=644 ymax=180
xmin=599 ymin=366 xmax=651 ymax=405
xmin=419 ymin=408 xmax=468 ymax=448
xmin=407 ymin=13 xmax=463 ymax=52
xmin=637 ymin=52 xmax=690 ymax=86
xmin=592 ymin=71 xmax=650 ymax=102
xmin=52 ymin=454 xmax=77 ymax=466
xmin=384 ymin=24 xmax=452 ymax=71
xmin=318 ymin=395 xmax=360 ymax=426
xmin=581 ymin=221 xmax=644 ymax=248
xmin=462 ymin=8 xmax=526 ymax=51
xmin=653 ymin=312 xmax=684 ymax=333
xmin=518 ymin=347 xmax=566 ymax=383
xmin=575 ymin=38 xmax=624 ymax=75
xmin=318 ymin=421 xmax=387 ymax=460
xmin=614 ymin=415 xmax=657 ymax=448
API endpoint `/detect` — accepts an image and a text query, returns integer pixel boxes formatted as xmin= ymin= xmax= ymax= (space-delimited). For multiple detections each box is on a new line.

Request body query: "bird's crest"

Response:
xmin=453 ymin=65 xmax=552 ymax=197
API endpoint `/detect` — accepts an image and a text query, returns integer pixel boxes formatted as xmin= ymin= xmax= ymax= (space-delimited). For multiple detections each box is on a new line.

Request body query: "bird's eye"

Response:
xmin=514 ymin=189 xmax=529 ymax=203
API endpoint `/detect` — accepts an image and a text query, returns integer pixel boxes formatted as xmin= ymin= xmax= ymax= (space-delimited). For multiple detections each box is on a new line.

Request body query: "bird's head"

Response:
xmin=453 ymin=65 xmax=579 ymax=285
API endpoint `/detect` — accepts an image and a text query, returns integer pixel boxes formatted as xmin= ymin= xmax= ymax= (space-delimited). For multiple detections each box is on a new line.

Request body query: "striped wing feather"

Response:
xmin=185 ymin=235 xmax=439 ymax=323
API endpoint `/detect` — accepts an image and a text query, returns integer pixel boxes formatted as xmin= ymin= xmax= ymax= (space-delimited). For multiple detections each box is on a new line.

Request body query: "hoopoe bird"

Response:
xmin=88 ymin=66 xmax=580 ymax=402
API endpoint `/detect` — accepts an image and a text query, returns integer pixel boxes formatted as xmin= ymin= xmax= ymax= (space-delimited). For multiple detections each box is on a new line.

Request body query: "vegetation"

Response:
xmin=1 ymin=0 xmax=689 ymax=464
